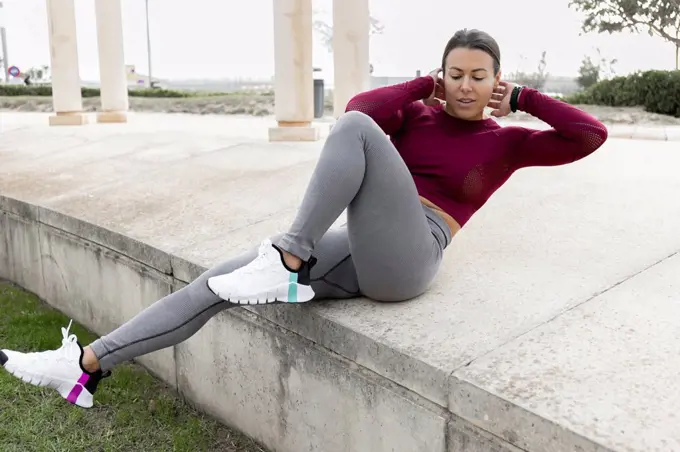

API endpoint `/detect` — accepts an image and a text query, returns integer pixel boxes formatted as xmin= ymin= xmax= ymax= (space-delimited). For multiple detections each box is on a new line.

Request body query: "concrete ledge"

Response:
xmin=36 ymin=202 xmax=173 ymax=275
xmin=3 ymin=116 xmax=680 ymax=451
xmin=0 ymin=195 xmax=517 ymax=452
xmin=177 ymin=302 xmax=450 ymax=452
xmin=0 ymin=196 xmax=173 ymax=276
xmin=0 ymin=209 xmax=44 ymax=296
xmin=447 ymin=416 xmax=526 ymax=452
xmin=451 ymin=252 xmax=680 ymax=452
xmin=247 ymin=303 xmax=453 ymax=406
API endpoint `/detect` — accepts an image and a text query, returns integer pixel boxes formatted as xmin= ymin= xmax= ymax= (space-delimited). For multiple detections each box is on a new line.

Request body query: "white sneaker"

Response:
xmin=0 ymin=320 xmax=110 ymax=408
xmin=207 ymin=238 xmax=317 ymax=304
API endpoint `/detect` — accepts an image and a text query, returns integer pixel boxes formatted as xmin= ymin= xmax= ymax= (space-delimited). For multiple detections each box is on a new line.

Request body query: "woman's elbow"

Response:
xmin=580 ymin=123 xmax=609 ymax=154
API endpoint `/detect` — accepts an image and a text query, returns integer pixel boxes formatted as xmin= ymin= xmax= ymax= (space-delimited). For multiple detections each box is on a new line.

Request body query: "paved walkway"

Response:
xmin=2 ymin=112 xmax=679 ymax=451
xmin=497 ymin=118 xmax=680 ymax=141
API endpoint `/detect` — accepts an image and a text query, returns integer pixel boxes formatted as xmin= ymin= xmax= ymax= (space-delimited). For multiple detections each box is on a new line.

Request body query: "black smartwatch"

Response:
xmin=510 ymin=85 xmax=524 ymax=113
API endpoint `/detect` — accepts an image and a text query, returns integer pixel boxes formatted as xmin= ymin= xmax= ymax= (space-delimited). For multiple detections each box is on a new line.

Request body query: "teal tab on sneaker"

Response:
xmin=288 ymin=271 xmax=298 ymax=302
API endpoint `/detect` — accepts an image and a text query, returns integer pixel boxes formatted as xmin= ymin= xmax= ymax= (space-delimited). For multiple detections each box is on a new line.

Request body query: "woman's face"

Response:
xmin=442 ymin=47 xmax=501 ymax=120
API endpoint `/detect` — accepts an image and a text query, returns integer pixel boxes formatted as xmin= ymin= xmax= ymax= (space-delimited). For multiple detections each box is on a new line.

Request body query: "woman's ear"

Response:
xmin=495 ymin=70 xmax=503 ymax=86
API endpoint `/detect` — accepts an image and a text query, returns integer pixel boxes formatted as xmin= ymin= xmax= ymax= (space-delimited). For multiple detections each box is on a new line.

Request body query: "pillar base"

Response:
xmin=49 ymin=112 xmax=89 ymax=126
xmin=268 ymin=122 xmax=321 ymax=142
xmin=97 ymin=111 xmax=128 ymax=123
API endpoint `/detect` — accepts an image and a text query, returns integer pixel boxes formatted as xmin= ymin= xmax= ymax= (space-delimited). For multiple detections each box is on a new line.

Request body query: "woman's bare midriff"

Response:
xmin=419 ymin=196 xmax=462 ymax=237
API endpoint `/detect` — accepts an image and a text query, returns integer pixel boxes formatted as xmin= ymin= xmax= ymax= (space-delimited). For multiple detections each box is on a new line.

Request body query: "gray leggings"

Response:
xmin=89 ymin=111 xmax=452 ymax=371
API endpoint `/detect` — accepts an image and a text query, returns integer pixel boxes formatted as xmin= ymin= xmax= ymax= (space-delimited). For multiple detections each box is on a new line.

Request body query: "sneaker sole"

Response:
xmin=1 ymin=356 xmax=94 ymax=408
xmin=210 ymin=281 xmax=315 ymax=305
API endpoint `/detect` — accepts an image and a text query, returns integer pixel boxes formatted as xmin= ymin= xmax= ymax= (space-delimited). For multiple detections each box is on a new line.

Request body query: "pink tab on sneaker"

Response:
xmin=77 ymin=372 xmax=91 ymax=385
xmin=66 ymin=383 xmax=84 ymax=404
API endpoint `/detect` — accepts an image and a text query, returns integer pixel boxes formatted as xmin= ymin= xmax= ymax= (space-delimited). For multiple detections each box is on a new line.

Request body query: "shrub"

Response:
xmin=0 ymin=85 xmax=54 ymax=96
xmin=82 ymin=87 xmax=101 ymax=98
xmin=128 ymin=88 xmax=193 ymax=98
xmin=0 ymin=84 xmax=208 ymax=99
xmin=564 ymin=70 xmax=680 ymax=117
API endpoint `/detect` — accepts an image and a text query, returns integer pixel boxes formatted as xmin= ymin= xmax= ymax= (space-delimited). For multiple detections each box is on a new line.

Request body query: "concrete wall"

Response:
xmin=0 ymin=195 xmax=517 ymax=452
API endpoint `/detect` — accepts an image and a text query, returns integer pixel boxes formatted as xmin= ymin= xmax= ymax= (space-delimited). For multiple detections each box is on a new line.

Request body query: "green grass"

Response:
xmin=0 ymin=281 xmax=268 ymax=452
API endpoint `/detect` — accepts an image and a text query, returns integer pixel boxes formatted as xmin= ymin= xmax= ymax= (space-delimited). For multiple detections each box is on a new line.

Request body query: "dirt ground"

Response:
xmin=0 ymin=94 xmax=279 ymax=117
xmin=2 ymin=95 xmax=679 ymax=125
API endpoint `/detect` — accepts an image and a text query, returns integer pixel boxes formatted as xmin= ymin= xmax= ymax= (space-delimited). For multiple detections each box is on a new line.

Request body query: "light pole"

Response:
xmin=0 ymin=1 xmax=9 ymax=83
xmin=145 ymin=0 xmax=153 ymax=87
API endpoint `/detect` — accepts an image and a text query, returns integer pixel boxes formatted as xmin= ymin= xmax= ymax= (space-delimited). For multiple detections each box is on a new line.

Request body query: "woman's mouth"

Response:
xmin=457 ymin=98 xmax=475 ymax=105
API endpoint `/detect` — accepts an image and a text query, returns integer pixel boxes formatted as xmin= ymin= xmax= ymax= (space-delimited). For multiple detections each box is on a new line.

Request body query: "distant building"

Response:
xmin=125 ymin=65 xmax=163 ymax=88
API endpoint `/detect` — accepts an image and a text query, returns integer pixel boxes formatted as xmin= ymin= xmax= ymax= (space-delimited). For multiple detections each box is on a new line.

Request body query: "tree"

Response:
xmin=569 ymin=0 xmax=680 ymax=69
xmin=577 ymin=56 xmax=601 ymax=89
xmin=577 ymin=48 xmax=618 ymax=89
xmin=312 ymin=10 xmax=384 ymax=54
xmin=509 ymin=51 xmax=550 ymax=91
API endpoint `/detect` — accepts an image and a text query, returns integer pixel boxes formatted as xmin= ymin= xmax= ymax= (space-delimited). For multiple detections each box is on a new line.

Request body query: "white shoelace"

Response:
xmin=240 ymin=240 xmax=278 ymax=274
xmin=60 ymin=319 xmax=79 ymax=348
xmin=28 ymin=319 xmax=78 ymax=362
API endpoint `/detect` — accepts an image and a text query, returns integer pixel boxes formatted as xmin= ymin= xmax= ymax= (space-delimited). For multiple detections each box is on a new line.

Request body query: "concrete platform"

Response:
xmin=1 ymin=112 xmax=679 ymax=451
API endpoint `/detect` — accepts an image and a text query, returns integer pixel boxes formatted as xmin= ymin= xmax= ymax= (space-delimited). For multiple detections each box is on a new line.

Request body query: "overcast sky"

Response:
xmin=1 ymin=0 xmax=677 ymax=81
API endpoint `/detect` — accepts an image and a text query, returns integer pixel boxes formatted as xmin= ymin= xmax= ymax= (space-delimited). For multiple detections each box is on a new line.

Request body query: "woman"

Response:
xmin=0 ymin=29 xmax=608 ymax=408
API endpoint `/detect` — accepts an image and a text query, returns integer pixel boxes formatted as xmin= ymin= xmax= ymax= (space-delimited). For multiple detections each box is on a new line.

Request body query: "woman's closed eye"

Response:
xmin=450 ymin=75 xmax=486 ymax=81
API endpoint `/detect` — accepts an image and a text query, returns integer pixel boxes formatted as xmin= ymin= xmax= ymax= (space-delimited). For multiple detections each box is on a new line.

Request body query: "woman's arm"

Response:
xmin=344 ymin=76 xmax=435 ymax=135
xmin=509 ymin=87 xmax=609 ymax=169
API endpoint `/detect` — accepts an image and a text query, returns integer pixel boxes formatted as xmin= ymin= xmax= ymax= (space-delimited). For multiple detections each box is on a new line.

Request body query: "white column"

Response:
xmin=94 ymin=0 xmax=129 ymax=123
xmin=45 ymin=0 xmax=87 ymax=125
xmin=268 ymin=0 xmax=319 ymax=142
xmin=332 ymin=0 xmax=370 ymax=118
